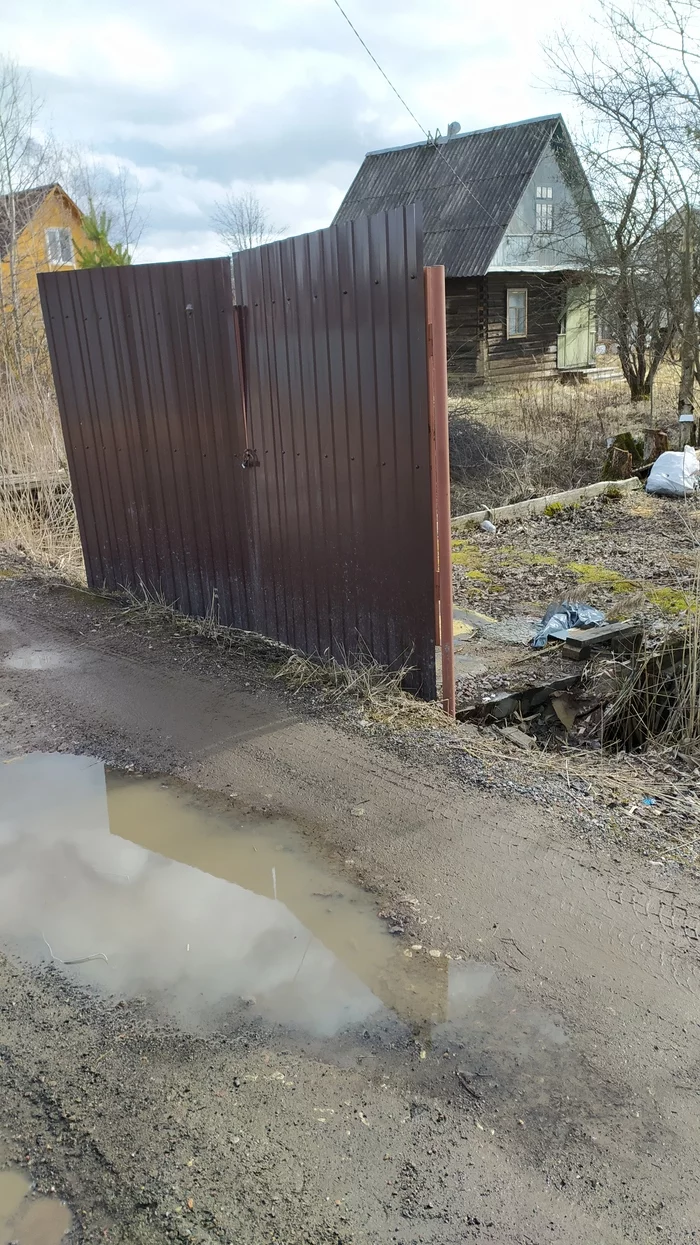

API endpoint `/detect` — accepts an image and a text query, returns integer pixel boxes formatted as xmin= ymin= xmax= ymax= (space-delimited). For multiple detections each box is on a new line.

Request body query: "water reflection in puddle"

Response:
xmin=2 ymin=649 xmax=73 ymax=672
xmin=0 ymin=754 xmax=566 ymax=1053
xmin=0 ymin=1168 xmax=71 ymax=1245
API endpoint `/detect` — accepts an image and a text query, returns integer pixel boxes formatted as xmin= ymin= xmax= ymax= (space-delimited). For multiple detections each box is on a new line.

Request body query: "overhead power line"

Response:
xmin=330 ymin=0 xmax=429 ymax=137
xmin=329 ymin=0 xmax=503 ymax=230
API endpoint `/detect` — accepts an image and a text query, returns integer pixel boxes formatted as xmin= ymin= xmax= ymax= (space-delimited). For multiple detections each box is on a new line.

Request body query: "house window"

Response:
xmin=535 ymin=185 xmax=554 ymax=233
xmin=45 ymin=228 xmax=74 ymax=266
xmin=507 ymin=288 xmax=527 ymax=338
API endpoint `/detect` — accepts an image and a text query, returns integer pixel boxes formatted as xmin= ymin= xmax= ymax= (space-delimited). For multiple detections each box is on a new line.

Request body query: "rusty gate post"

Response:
xmin=425 ymin=266 xmax=455 ymax=717
xmin=425 ymin=277 xmax=441 ymax=647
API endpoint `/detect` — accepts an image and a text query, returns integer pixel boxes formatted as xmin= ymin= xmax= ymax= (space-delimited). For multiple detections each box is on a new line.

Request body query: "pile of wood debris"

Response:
xmin=459 ymin=617 xmax=700 ymax=757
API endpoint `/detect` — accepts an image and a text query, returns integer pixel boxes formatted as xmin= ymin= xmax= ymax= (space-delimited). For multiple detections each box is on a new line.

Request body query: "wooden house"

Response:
xmin=0 ymin=184 xmax=86 ymax=324
xmin=333 ymin=115 xmax=607 ymax=384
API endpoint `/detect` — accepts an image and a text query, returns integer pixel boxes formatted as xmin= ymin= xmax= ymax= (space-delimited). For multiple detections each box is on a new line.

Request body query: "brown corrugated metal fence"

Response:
xmin=39 ymin=205 xmax=438 ymax=697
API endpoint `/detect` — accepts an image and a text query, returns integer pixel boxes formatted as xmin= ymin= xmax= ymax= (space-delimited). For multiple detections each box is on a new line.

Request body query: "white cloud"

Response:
xmin=0 ymin=0 xmax=596 ymax=261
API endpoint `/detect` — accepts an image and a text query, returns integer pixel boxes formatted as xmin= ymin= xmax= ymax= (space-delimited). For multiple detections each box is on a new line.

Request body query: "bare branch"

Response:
xmin=211 ymin=188 xmax=286 ymax=253
xmin=61 ymin=151 xmax=146 ymax=254
xmin=545 ymin=2 xmax=700 ymax=406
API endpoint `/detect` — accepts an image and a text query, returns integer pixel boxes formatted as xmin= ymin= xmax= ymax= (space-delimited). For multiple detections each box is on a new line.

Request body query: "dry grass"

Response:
xmin=446 ymin=705 xmax=700 ymax=861
xmin=0 ymin=369 xmax=84 ymax=579
xmin=597 ymin=562 xmax=700 ymax=751
xmin=119 ymin=585 xmax=447 ymax=726
xmin=277 ymin=647 xmax=411 ymax=700
xmin=118 ymin=582 xmax=292 ymax=662
xmin=449 ymin=366 xmax=682 ymax=515
xmin=275 ymin=646 xmax=447 ymax=728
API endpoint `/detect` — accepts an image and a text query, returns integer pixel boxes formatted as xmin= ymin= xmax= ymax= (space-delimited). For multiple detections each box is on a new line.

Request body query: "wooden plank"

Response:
xmin=565 ymin=621 xmax=642 ymax=649
xmin=452 ymin=476 xmax=641 ymax=532
xmin=562 ymin=621 xmax=643 ymax=660
xmin=0 ymin=470 xmax=68 ymax=493
xmin=458 ymin=673 xmax=581 ymax=723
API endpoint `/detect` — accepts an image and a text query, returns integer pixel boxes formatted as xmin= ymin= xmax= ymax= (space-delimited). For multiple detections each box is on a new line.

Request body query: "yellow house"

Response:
xmin=0 ymin=183 xmax=88 ymax=322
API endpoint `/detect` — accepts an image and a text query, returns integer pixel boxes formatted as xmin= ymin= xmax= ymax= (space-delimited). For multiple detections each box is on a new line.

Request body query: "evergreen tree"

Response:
xmin=75 ymin=200 xmax=131 ymax=267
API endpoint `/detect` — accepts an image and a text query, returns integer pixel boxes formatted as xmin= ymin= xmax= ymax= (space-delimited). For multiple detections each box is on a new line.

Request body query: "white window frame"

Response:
xmin=535 ymin=185 xmax=554 ymax=234
xmin=506 ymin=288 xmax=527 ymax=339
xmin=535 ymin=200 xmax=554 ymax=233
xmin=45 ymin=227 xmax=74 ymax=267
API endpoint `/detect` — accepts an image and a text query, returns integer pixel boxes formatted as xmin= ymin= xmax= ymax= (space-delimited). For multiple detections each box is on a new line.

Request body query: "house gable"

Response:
xmin=1 ymin=184 xmax=88 ymax=320
xmin=18 ymin=186 xmax=85 ymax=272
xmin=487 ymin=142 xmax=597 ymax=273
xmin=333 ymin=116 xmax=560 ymax=277
xmin=334 ymin=115 xmax=606 ymax=280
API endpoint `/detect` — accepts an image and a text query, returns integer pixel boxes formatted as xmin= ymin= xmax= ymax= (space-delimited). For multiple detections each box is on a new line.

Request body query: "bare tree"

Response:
xmin=62 ymin=152 xmax=145 ymax=254
xmin=0 ymin=58 xmax=55 ymax=370
xmin=211 ymin=188 xmax=285 ymax=253
xmin=111 ymin=165 xmax=144 ymax=253
xmin=546 ymin=16 xmax=680 ymax=402
xmin=0 ymin=62 xmax=147 ymax=376
xmin=606 ymin=0 xmax=700 ymax=414
xmin=549 ymin=1 xmax=700 ymax=413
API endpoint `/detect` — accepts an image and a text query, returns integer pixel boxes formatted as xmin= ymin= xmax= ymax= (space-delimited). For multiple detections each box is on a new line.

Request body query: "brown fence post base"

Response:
xmin=425 ymin=265 xmax=455 ymax=718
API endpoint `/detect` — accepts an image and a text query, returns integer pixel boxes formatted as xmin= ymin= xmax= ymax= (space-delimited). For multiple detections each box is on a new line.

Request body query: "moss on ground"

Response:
xmin=452 ymin=536 xmax=695 ymax=619
xmin=514 ymin=552 xmax=559 ymax=567
xmin=451 ymin=542 xmax=483 ymax=570
xmin=566 ymin=561 xmax=637 ymax=591
xmin=644 ymin=586 xmax=694 ymax=615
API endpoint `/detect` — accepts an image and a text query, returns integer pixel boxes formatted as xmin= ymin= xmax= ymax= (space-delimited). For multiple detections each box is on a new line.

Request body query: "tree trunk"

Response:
xmin=678 ymin=330 xmax=695 ymax=415
xmin=629 ymin=374 xmax=651 ymax=401
xmin=678 ymin=210 xmax=696 ymax=417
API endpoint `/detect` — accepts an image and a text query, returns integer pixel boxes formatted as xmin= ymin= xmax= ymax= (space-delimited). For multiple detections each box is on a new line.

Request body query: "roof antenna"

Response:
xmin=447 ymin=121 xmax=461 ymax=139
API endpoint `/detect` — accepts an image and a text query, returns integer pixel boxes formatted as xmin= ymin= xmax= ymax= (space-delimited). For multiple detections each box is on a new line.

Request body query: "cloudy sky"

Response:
xmin=2 ymin=0 xmax=595 ymax=262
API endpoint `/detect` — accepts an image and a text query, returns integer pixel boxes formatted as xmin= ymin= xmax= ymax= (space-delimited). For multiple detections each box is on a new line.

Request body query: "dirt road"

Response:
xmin=1 ymin=573 xmax=699 ymax=1244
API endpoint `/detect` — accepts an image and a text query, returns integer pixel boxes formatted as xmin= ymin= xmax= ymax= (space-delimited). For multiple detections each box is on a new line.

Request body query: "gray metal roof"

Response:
xmin=333 ymin=115 xmax=565 ymax=277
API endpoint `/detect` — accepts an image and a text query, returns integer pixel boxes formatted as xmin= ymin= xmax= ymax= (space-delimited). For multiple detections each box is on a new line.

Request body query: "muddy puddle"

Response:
xmin=0 ymin=753 xmax=567 ymax=1059
xmin=0 ymin=1167 xmax=71 ymax=1245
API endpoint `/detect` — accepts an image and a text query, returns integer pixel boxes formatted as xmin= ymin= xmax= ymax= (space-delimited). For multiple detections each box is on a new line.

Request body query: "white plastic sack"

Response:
xmin=646 ymin=446 xmax=700 ymax=497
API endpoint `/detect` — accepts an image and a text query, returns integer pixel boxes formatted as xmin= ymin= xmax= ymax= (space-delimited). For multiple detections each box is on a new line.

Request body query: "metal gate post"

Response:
xmin=425 ymin=266 xmax=455 ymax=717
xmin=426 ymin=280 xmax=441 ymax=648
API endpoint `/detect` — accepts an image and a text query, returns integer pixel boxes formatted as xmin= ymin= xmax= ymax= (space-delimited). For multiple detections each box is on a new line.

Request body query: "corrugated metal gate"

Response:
xmin=39 ymin=206 xmax=444 ymax=699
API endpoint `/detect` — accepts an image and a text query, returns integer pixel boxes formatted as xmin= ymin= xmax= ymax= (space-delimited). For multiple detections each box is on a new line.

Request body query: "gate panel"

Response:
xmin=235 ymin=205 xmax=435 ymax=695
xmin=40 ymin=208 xmax=436 ymax=697
xmin=40 ymin=259 xmax=252 ymax=619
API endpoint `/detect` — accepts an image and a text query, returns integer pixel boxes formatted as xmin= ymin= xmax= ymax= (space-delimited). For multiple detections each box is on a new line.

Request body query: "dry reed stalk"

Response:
xmin=598 ymin=556 xmax=700 ymax=750
xmin=0 ymin=368 xmax=83 ymax=578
